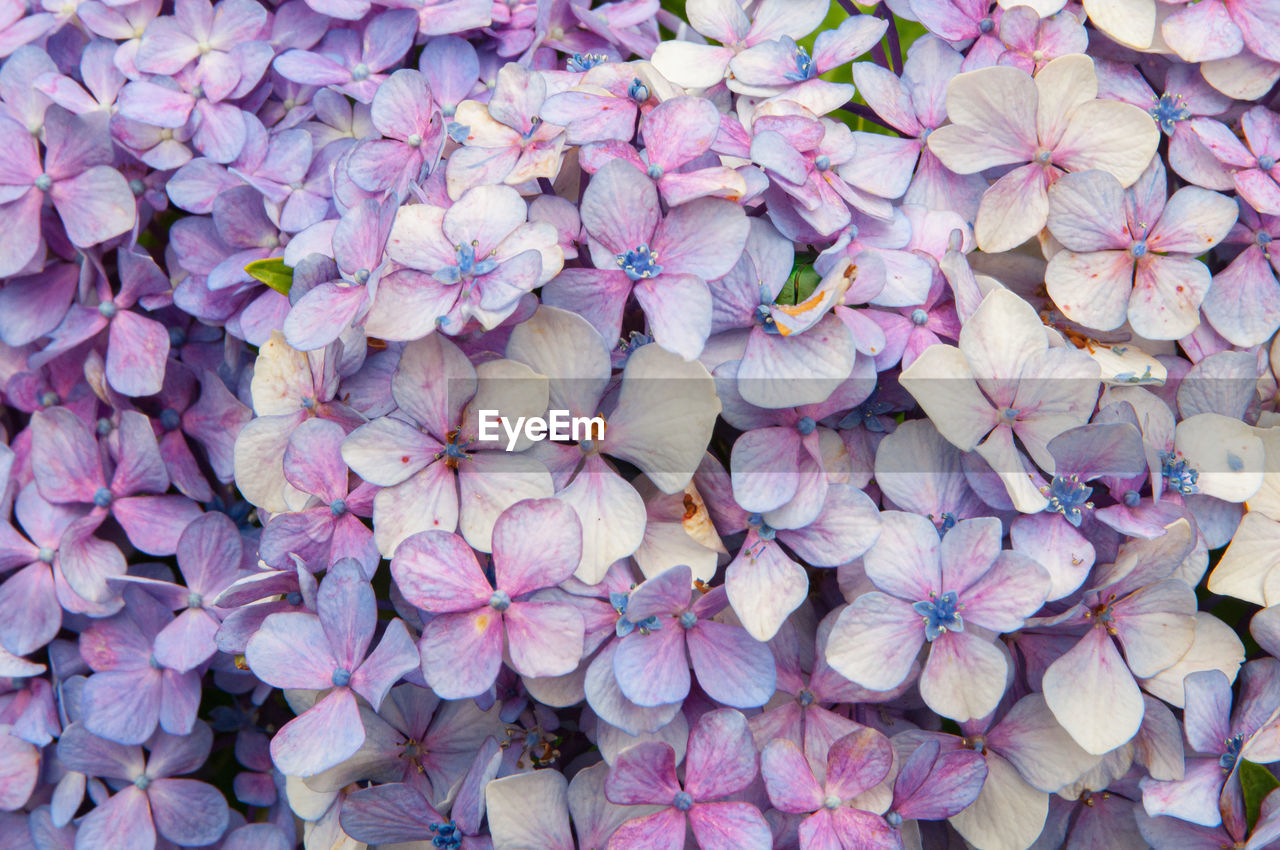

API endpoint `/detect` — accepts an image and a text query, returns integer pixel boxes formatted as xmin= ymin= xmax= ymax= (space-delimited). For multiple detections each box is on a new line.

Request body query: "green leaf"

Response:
xmin=777 ymin=265 xmax=823 ymax=306
xmin=1240 ymin=759 xmax=1280 ymax=831
xmin=244 ymin=258 xmax=293 ymax=296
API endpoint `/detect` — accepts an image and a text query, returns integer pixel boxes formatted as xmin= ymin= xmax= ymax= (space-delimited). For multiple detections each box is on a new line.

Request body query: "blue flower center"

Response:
xmin=93 ymin=488 xmax=113 ymax=508
xmin=886 ymin=811 xmax=904 ymax=828
xmin=331 ymin=667 xmax=351 ymax=687
xmin=1129 ymin=240 xmax=1148 ymax=258
xmin=429 ymin=821 xmax=463 ymax=849
xmin=796 ymin=416 xmax=816 ymax=435
xmin=567 ymin=52 xmax=608 ymax=72
xmin=913 ymin=590 xmax=964 ymax=641
xmin=34 ymin=173 xmax=52 ymax=191
xmin=490 ymin=589 xmax=511 ymax=611
xmin=133 ymin=774 xmax=151 ymax=791
xmin=646 ymin=162 xmax=664 ymax=179
xmin=438 ymin=243 xmax=497 ymax=286
xmin=1034 ymin=148 xmax=1052 ymax=164
xmin=785 ymin=45 xmax=814 ymax=82
xmin=98 ymin=301 xmax=118 ymax=319
xmin=911 ymin=308 xmax=929 ymax=326
xmin=814 ymin=155 xmax=831 ymax=172
xmin=300 ymin=396 xmax=315 ymax=409
xmin=169 ymin=327 xmax=187 ymax=347
xmin=679 ymin=610 xmax=697 ymax=629
xmin=1002 ymin=407 xmax=1020 ymax=420
xmin=1123 ymin=489 xmax=1141 ymax=507
xmin=159 ymin=408 xmax=181 ymax=431
xmin=673 ymin=791 xmax=694 ymax=811
xmin=1045 ymin=473 xmax=1093 ymax=527
xmin=96 ymin=418 xmax=113 ymax=435
xmin=354 ymin=268 xmax=371 ymax=284
xmin=329 ymin=498 xmax=347 ymax=516
xmin=187 ymin=591 xmax=203 ymax=608
xmin=285 ymin=591 xmax=302 ymax=605
xmin=747 ymin=513 xmax=776 ymax=541
xmin=1259 ymin=231 xmax=1274 ymax=247
xmin=407 ymin=133 xmax=422 ymax=147
xmin=1261 ymin=155 xmax=1276 ymax=171
xmin=38 ymin=546 xmax=54 ymax=564
xmin=1160 ymin=451 xmax=1198 ymax=496
xmin=616 ymin=244 xmax=663 ymax=281
xmin=1150 ymin=93 xmax=1191 ymax=136
xmin=937 ymin=512 xmax=957 ymax=536
xmin=628 ymin=78 xmax=650 ymax=102
xmin=130 ymin=178 xmax=146 ymax=195
xmin=1220 ymin=733 xmax=1245 ymax=773
xmin=797 ymin=688 xmax=815 ymax=706
xmin=351 ymin=63 xmax=370 ymax=81
xmin=755 ymin=303 xmax=780 ymax=334
xmin=823 ymin=794 xmax=841 ymax=810
xmin=978 ymin=17 xmax=994 ymax=32
xmin=39 ymin=391 xmax=59 ymax=408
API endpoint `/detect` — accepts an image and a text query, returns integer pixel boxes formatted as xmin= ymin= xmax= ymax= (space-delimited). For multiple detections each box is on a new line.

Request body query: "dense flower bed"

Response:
xmin=1 ymin=0 xmax=1280 ymax=848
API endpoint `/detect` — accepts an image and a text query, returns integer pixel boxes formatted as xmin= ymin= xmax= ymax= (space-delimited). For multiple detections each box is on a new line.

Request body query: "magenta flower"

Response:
xmin=345 ymin=69 xmax=445 ymax=198
xmin=133 ymin=0 xmax=269 ymax=91
xmin=606 ymin=709 xmax=771 ymax=850
xmin=0 ymin=105 xmax=136 ymax=276
xmin=390 ymin=498 xmax=585 ymax=699
xmin=243 ymin=559 xmax=419 ymax=776
xmin=108 ymin=512 xmax=245 ymax=674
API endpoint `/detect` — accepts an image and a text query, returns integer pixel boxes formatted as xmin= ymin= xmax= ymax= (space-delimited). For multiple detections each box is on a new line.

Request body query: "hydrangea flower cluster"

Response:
xmin=3 ymin=0 xmax=1280 ymax=848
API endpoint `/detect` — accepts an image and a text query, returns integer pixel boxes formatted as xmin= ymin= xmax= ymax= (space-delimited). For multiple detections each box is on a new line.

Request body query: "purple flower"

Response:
xmin=0 ymin=105 xmax=136 ymax=276
xmin=272 ymin=10 xmax=415 ymax=103
xmin=899 ymin=288 xmax=1101 ymax=512
xmin=445 ymin=63 xmax=566 ymax=198
xmin=606 ymin=708 xmax=772 ymax=850
xmin=1191 ymin=106 xmax=1280 ymax=216
xmin=926 ymin=55 xmax=1160 ymax=252
xmin=1041 ymin=520 xmax=1200 ymax=755
xmin=545 ymin=158 xmax=748 ymax=359
xmin=1141 ymin=661 xmax=1280 ymax=832
xmin=827 ymin=513 xmax=1049 ymax=722
xmin=30 ymin=408 xmax=202 ymax=603
xmin=56 ymin=721 xmax=229 ymax=850
xmin=1044 ymin=157 xmax=1238 ymax=339
xmin=78 ymin=586 xmax=203 ymax=744
xmin=339 ymin=332 xmax=554 ymax=556
xmin=243 ymin=559 xmax=419 ymax=776
xmin=375 ymin=183 xmax=562 ymax=337
xmin=729 ymin=14 xmax=888 ymax=95
xmin=390 ymin=498 xmax=585 ymax=699
xmin=761 ymin=728 xmax=898 ymax=849
xmin=611 ymin=564 xmax=776 ymax=709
